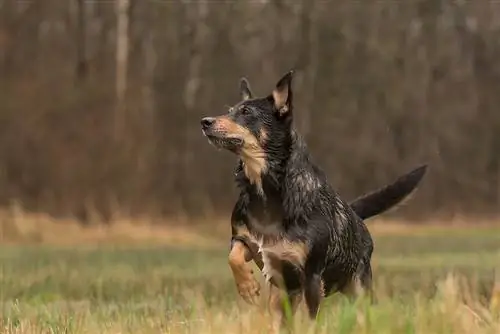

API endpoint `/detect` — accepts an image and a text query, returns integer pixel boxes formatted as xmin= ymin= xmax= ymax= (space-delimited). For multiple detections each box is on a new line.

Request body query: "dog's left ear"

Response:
xmin=270 ymin=70 xmax=294 ymax=116
xmin=239 ymin=78 xmax=253 ymax=101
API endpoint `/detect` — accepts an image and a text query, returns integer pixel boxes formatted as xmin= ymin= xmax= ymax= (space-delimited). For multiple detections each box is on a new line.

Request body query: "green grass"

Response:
xmin=1 ymin=228 xmax=500 ymax=333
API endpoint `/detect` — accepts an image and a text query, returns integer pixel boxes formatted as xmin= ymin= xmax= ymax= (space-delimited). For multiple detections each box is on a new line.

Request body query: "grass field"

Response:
xmin=1 ymin=222 xmax=500 ymax=333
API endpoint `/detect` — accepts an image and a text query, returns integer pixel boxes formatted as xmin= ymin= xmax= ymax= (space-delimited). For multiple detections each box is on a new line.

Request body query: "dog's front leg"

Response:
xmin=245 ymin=239 xmax=265 ymax=270
xmin=228 ymin=240 xmax=261 ymax=304
xmin=304 ymin=272 xmax=324 ymax=319
xmin=304 ymin=253 xmax=325 ymax=319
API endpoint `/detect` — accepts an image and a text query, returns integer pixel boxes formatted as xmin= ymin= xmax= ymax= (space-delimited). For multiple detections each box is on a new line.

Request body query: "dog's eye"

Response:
xmin=240 ymin=107 xmax=251 ymax=115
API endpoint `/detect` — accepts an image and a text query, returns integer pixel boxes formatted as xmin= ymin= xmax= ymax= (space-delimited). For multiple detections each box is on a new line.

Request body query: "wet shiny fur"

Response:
xmin=201 ymin=70 xmax=427 ymax=327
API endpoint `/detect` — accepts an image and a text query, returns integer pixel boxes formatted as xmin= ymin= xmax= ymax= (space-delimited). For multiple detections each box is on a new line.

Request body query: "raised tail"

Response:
xmin=349 ymin=164 xmax=428 ymax=220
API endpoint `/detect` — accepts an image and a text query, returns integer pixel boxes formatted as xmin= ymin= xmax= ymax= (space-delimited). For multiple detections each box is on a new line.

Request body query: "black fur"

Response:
xmin=201 ymin=71 xmax=427 ymax=320
xmin=350 ymin=164 xmax=427 ymax=220
xmin=229 ymin=163 xmax=427 ymax=253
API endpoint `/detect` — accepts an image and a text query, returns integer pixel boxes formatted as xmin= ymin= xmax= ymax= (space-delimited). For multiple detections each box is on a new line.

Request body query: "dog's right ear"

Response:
xmin=239 ymin=78 xmax=253 ymax=101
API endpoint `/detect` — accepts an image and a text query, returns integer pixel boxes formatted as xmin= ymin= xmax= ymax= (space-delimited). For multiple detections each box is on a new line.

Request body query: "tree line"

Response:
xmin=2 ymin=0 xmax=500 ymax=223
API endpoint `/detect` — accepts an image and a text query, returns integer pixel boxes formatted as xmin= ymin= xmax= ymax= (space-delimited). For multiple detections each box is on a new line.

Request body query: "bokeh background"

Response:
xmin=3 ymin=0 xmax=500 ymax=225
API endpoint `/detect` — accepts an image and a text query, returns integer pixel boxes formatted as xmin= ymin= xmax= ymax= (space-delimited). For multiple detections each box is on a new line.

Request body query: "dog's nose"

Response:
xmin=201 ymin=117 xmax=216 ymax=129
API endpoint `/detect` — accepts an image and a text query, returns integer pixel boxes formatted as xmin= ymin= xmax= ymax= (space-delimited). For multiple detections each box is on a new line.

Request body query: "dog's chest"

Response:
xmin=245 ymin=200 xmax=307 ymax=285
xmin=250 ymin=228 xmax=307 ymax=286
xmin=246 ymin=212 xmax=282 ymax=237
xmin=246 ymin=196 xmax=284 ymax=237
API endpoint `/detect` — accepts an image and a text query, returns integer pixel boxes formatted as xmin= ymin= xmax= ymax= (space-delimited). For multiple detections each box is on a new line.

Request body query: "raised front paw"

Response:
xmin=235 ymin=271 xmax=261 ymax=305
xmin=228 ymin=240 xmax=261 ymax=305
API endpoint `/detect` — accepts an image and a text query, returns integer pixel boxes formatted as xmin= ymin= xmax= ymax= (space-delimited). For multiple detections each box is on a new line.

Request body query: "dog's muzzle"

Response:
xmin=200 ymin=117 xmax=243 ymax=151
xmin=201 ymin=117 xmax=216 ymax=131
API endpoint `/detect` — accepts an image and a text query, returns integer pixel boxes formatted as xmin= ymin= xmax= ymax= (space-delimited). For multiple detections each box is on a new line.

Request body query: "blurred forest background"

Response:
xmin=2 ymin=0 xmax=500 ymax=224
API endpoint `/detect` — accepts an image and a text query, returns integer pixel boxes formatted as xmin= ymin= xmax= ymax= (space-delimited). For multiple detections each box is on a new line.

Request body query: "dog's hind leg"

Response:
xmin=341 ymin=259 xmax=374 ymax=303
xmin=359 ymin=248 xmax=375 ymax=303
xmin=342 ymin=238 xmax=375 ymax=302
xmin=360 ymin=262 xmax=373 ymax=295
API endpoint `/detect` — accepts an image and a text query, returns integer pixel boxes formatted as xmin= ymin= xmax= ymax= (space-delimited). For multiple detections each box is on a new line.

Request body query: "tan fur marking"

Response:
xmin=272 ymin=87 xmax=289 ymax=111
xmin=259 ymin=128 xmax=268 ymax=144
xmin=217 ymin=117 xmax=267 ymax=194
xmin=228 ymin=240 xmax=260 ymax=304
xmin=260 ymin=239 xmax=309 ymax=285
xmin=265 ymin=240 xmax=309 ymax=267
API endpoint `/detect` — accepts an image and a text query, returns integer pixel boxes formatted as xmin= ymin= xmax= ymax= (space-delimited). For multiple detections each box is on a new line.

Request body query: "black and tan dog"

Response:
xmin=200 ymin=70 xmax=427 ymax=328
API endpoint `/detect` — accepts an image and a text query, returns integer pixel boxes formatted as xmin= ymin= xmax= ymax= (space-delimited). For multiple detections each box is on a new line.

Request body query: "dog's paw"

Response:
xmin=236 ymin=271 xmax=261 ymax=305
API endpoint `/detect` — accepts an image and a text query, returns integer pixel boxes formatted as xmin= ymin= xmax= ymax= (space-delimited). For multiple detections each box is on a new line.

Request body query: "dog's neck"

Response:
xmin=235 ymin=130 xmax=294 ymax=197
xmin=239 ymin=143 xmax=267 ymax=196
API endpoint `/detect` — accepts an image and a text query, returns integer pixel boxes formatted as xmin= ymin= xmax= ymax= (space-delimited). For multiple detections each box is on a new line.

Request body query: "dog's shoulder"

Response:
xmin=283 ymin=132 xmax=362 ymax=225
xmin=284 ymin=132 xmax=330 ymax=197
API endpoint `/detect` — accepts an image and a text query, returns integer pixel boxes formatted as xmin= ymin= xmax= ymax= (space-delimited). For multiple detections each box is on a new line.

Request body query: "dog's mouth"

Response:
xmin=202 ymin=130 xmax=244 ymax=152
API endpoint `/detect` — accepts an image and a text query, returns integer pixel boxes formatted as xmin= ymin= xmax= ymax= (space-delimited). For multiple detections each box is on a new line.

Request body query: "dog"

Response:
xmin=201 ymin=70 xmax=427 ymax=328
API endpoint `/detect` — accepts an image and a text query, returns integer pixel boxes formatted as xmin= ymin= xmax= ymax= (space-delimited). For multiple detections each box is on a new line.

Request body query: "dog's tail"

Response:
xmin=349 ymin=164 xmax=428 ymax=220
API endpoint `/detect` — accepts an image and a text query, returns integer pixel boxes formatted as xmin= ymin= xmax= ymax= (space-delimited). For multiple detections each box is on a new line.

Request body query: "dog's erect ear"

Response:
xmin=271 ymin=70 xmax=294 ymax=116
xmin=239 ymin=78 xmax=253 ymax=101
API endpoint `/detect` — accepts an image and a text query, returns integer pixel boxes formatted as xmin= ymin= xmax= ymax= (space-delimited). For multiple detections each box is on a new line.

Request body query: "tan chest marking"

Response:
xmin=255 ymin=237 xmax=308 ymax=284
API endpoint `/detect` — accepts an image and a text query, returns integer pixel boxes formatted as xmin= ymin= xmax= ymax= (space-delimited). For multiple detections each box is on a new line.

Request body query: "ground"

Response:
xmin=1 ymin=217 xmax=500 ymax=333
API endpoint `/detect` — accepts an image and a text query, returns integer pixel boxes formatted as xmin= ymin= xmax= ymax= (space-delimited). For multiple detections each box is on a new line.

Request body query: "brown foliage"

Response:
xmin=2 ymin=1 xmax=500 ymax=223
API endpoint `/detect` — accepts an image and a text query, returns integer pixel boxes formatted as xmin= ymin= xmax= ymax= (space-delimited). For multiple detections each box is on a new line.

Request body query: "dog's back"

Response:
xmin=278 ymin=131 xmax=374 ymax=297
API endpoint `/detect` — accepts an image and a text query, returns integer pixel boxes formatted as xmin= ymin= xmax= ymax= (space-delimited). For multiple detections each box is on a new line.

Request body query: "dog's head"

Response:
xmin=200 ymin=70 xmax=295 ymax=157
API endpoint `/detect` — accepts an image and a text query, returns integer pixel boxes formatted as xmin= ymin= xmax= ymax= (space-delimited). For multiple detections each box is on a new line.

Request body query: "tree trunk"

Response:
xmin=296 ymin=0 xmax=320 ymax=138
xmin=115 ymin=0 xmax=130 ymax=140
xmin=75 ymin=0 xmax=88 ymax=82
